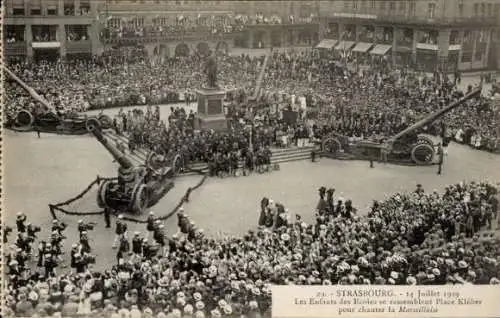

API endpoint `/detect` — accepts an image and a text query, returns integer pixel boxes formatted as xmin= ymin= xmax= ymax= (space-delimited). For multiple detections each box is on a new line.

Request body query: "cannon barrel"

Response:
xmin=86 ymin=118 xmax=134 ymax=170
xmin=387 ymin=87 xmax=482 ymax=145
xmin=4 ymin=66 xmax=54 ymax=111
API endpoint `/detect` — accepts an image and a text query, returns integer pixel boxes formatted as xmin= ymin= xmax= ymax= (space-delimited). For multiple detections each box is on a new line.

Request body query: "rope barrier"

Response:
xmin=48 ymin=169 xmax=208 ymax=224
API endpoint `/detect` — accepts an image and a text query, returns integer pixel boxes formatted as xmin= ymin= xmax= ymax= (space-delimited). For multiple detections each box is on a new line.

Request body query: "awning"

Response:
xmin=416 ymin=43 xmax=438 ymax=50
xmin=32 ymin=42 xmax=60 ymax=49
xmin=370 ymin=44 xmax=392 ymax=55
xmin=315 ymin=39 xmax=337 ymax=49
xmin=335 ymin=41 xmax=355 ymax=51
xmin=352 ymin=42 xmax=373 ymax=53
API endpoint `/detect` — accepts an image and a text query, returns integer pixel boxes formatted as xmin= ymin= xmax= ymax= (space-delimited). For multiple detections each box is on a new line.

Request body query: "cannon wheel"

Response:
xmin=15 ymin=110 xmax=35 ymax=130
xmin=98 ymin=114 xmax=113 ymax=130
xmin=172 ymin=154 xmax=183 ymax=176
xmin=97 ymin=180 xmax=110 ymax=208
xmin=86 ymin=117 xmax=101 ymax=132
xmin=131 ymin=184 xmax=149 ymax=214
xmin=411 ymin=143 xmax=435 ymax=165
xmin=417 ymin=135 xmax=434 ymax=147
xmin=322 ymin=137 xmax=342 ymax=156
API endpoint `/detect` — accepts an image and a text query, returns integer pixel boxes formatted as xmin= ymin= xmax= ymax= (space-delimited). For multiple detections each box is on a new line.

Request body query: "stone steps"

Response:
xmin=103 ymin=130 xmax=318 ymax=175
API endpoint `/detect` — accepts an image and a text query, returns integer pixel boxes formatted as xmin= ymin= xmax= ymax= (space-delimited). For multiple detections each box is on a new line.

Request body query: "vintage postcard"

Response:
xmin=1 ymin=1 xmax=500 ymax=318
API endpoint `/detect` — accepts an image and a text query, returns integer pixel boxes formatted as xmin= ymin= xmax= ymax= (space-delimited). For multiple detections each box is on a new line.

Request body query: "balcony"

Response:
xmin=3 ymin=15 xmax=93 ymax=25
xmin=4 ymin=42 xmax=27 ymax=55
xmin=66 ymin=41 xmax=92 ymax=53
xmin=322 ymin=13 xmax=498 ymax=28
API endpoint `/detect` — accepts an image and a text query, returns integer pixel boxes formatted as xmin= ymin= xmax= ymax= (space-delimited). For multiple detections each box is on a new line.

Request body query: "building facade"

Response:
xmin=317 ymin=0 xmax=500 ymax=71
xmin=3 ymin=0 xmax=100 ymax=59
xmin=3 ymin=0 xmax=319 ymax=60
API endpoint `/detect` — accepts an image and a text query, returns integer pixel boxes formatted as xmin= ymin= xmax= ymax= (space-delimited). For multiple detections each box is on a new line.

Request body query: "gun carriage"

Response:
xmin=86 ymin=118 xmax=182 ymax=214
xmin=321 ymin=87 xmax=482 ymax=165
xmin=4 ymin=67 xmax=112 ymax=134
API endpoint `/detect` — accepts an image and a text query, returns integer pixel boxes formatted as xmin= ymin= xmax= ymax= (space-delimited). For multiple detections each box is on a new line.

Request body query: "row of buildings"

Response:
xmin=3 ymin=0 xmax=500 ymax=71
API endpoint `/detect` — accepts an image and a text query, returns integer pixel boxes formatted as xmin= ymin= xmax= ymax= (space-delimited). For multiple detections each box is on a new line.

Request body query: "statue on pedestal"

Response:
xmin=205 ymin=55 xmax=218 ymax=89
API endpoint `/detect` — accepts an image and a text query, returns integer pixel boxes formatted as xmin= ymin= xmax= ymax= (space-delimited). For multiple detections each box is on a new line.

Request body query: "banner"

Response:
xmin=272 ymin=286 xmax=500 ymax=318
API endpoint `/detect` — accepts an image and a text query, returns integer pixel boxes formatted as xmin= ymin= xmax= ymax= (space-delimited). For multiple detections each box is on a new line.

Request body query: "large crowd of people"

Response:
xmin=4 ymin=181 xmax=500 ymax=317
xmin=5 ymin=47 xmax=499 ymax=153
xmin=4 ymin=22 xmax=500 ymax=318
xmin=105 ymin=13 xmax=317 ymax=40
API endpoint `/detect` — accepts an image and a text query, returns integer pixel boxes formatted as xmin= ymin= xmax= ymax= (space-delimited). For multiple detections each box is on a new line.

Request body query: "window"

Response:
xmin=80 ymin=1 xmax=91 ymax=15
xmin=47 ymin=7 xmax=58 ymax=15
xmin=13 ymin=7 xmax=25 ymax=15
xmin=353 ymin=0 xmax=358 ymax=10
xmin=399 ymin=1 xmax=406 ymax=12
xmin=344 ymin=1 xmax=349 ymax=10
xmin=409 ymin=1 xmax=416 ymax=16
xmin=389 ymin=1 xmax=395 ymax=11
xmin=458 ymin=3 xmax=464 ymax=17
xmin=380 ymin=1 xmax=386 ymax=11
xmin=428 ymin=3 xmax=436 ymax=18
xmin=495 ymin=4 xmax=500 ymax=17
xmin=64 ymin=0 xmax=75 ymax=16
xmin=30 ymin=8 xmax=42 ymax=15
xmin=176 ymin=1 xmax=181 ymax=4
xmin=481 ymin=3 xmax=486 ymax=16
xmin=371 ymin=0 xmax=376 ymax=9
xmin=474 ymin=3 xmax=479 ymax=16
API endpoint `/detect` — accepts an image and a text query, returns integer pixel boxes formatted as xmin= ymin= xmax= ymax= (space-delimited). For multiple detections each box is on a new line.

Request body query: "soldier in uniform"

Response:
xmin=113 ymin=214 xmax=128 ymax=248
xmin=177 ymin=210 xmax=190 ymax=234
xmin=326 ymin=188 xmax=335 ymax=215
xmin=16 ymin=212 xmax=27 ymax=233
xmin=153 ymin=224 xmax=166 ymax=254
xmin=146 ymin=211 xmax=156 ymax=237
xmin=117 ymin=235 xmax=130 ymax=263
xmin=69 ymin=243 xmax=80 ymax=270
xmin=132 ymin=232 xmax=143 ymax=259
xmin=437 ymin=143 xmax=444 ymax=175
xmin=80 ymin=231 xmax=91 ymax=253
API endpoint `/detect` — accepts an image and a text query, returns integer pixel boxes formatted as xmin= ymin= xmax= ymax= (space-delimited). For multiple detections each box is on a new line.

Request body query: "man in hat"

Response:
xmin=178 ymin=209 xmax=190 ymax=234
xmin=16 ymin=212 xmax=27 ymax=233
xmin=146 ymin=211 xmax=156 ymax=236
xmin=437 ymin=143 xmax=444 ymax=175
xmin=104 ymin=207 xmax=111 ymax=228
xmin=113 ymin=214 xmax=127 ymax=249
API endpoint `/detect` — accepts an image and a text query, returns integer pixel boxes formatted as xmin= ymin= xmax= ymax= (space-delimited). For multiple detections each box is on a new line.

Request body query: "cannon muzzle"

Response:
xmin=86 ymin=117 xmax=100 ymax=133
xmin=86 ymin=118 xmax=134 ymax=169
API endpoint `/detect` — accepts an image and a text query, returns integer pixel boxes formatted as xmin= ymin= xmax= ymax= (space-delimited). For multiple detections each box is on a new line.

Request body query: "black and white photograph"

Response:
xmin=2 ymin=0 xmax=500 ymax=317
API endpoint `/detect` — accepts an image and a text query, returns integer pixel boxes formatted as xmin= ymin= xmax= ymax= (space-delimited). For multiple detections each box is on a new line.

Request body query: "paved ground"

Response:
xmin=4 ymin=125 xmax=500 ymax=271
xmin=3 ymin=73 xmax=496 ymax=271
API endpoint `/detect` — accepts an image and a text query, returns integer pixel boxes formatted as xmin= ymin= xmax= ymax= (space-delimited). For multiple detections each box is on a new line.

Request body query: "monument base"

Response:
xmin=198 ymin=115 xmax=228 ymax=131
xmin=196 ymin=86 xmax=228 ymax=132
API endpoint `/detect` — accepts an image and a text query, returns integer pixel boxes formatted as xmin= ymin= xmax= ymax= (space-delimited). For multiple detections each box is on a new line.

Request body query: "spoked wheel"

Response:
xmin=322 ymin=137 xmax=342 ymax=156
xmin=411 ymin=143 xmax=435 ymax=165
xmin=131 ymin=184 xmax=149 ymax=214
xmin=15 ymin=110 xmax=35 ymax=130
xmin=86 ymin=118 xmax=101 ymax=132
xmin=146 ymin=151 xmax=168 ymax=173
xmin=417 ymin=135 xmax=434 ymax=147
xmin=98 ymin=114 xmax=113 ymax=130
xmin=97 ymin=180 xmax=110 ymax=208
xmin=172 ymin=154 xmax=183 ymax=176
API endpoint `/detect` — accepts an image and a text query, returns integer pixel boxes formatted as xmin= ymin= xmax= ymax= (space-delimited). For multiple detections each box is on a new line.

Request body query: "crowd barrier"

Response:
xmin=49 ymin=167 xmax=207 ymax=224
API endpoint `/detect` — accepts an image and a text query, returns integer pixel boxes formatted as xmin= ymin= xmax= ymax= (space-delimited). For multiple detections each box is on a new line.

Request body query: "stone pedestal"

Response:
xmin=196 ymin=87 xmax=228 ymax=131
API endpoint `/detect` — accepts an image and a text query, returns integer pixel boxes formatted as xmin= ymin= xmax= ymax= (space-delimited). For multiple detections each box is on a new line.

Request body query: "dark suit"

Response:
xmin=437 ymin=146 xmax=444 ymax=175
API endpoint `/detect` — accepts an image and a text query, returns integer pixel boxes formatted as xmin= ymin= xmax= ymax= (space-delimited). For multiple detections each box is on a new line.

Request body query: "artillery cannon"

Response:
xmin=86 ymin=118 xmax=178 ymax=214
xmin=321 ymin=87 xmax=482 ymax=165
xmin=4 ymin=66 xmax=112 ymax=134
